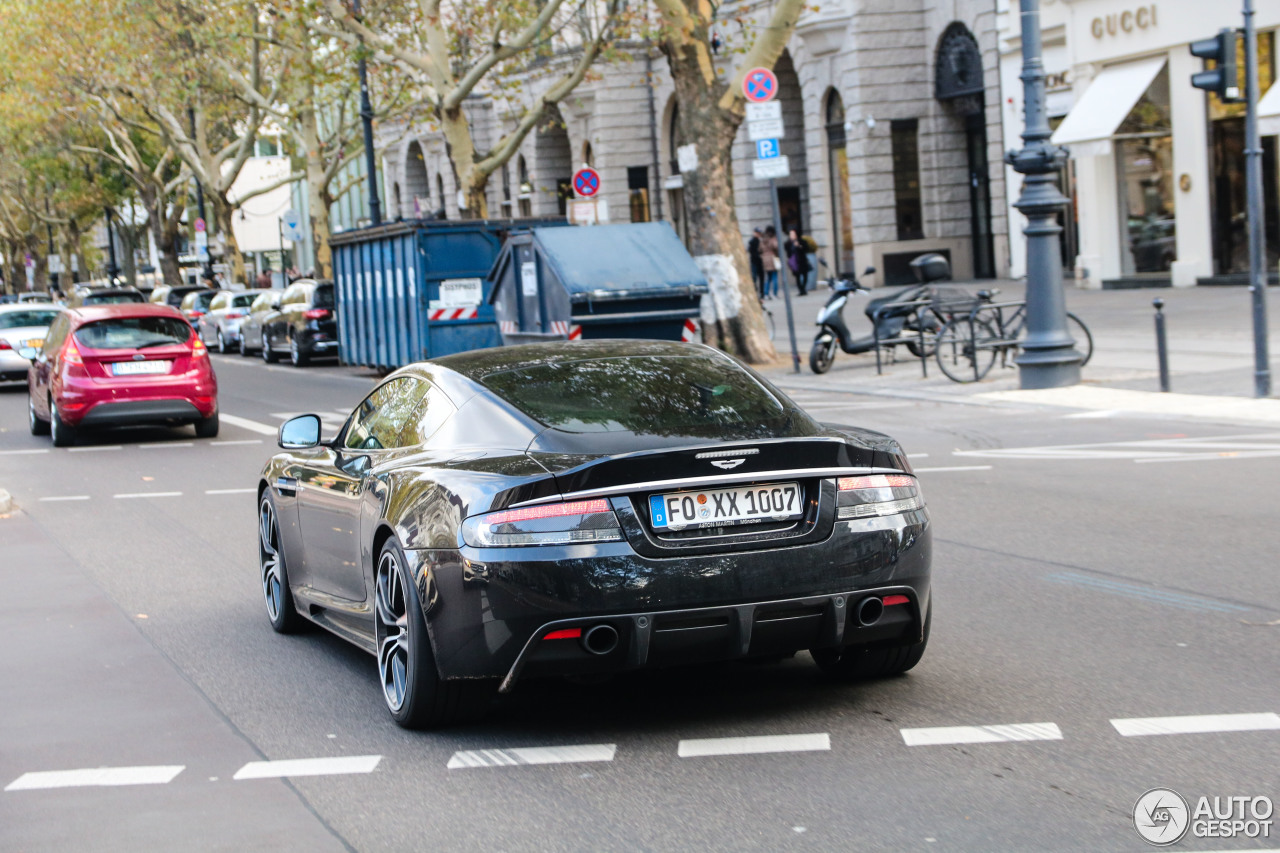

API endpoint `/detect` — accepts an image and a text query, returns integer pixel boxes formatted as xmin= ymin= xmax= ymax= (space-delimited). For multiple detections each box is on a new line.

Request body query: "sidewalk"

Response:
xmin=756 ymin=279 xmax=1280 ymax=426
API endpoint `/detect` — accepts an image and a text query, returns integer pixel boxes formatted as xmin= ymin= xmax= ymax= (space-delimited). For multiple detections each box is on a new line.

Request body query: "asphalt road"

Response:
xmin=1 ymin=350 xmax=1277 ymax=852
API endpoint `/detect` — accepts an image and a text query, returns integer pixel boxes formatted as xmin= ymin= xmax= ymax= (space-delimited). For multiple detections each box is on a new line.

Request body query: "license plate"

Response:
xmin=24 ymin=338 xmax=43 ymax=349
xmin=112 ymin=360 xmax=171 ymax=376
xmin=649 ymin=482 xmax=802 ymax=530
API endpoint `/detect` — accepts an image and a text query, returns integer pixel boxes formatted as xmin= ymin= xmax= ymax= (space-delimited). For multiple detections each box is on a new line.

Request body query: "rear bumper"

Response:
xmin=0 ymin=352 xmax=32 ymax=380
xmin=408 ymin=509 xmax=931 ymax=686
xmin=77 ymin=399 xmax=209 ymax=426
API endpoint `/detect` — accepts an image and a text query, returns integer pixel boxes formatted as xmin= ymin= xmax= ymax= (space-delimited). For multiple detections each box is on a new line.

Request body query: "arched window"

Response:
xmin=582 ymin=141 xmax=593 ymax=168
xmin=436 ymin=174 xmax=446 ymax=220
xmin=825 ymin=90 xmax=854 ymax=274
xmin=517 ymin=155 xmax=531 ymax=217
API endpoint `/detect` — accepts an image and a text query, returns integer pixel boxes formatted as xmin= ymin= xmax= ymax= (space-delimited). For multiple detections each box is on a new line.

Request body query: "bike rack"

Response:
xmin=871 ymin=298 xmax=935 ymax=377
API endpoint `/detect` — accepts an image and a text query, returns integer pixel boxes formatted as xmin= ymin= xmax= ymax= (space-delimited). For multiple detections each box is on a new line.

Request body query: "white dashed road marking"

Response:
xmin=677 ymin=733 xmax=831 ymax=758
xmin=0 ymin=448 xmax=49 ymax=456
xmin=205 ymin=488 xmax=257 ymax=496
xmin=912 ymin=465 xmax=993 ymax=473
xmin=901 ymin=722 xmax=1063 ymax=746
xmin=210 ymin=439 xmax=263 ymax=446
xmin=6 ymin=765 xmax=184 ymax=791
xmin=232 ymin=755 xmax=382 ymax=780
xmin=218 ymin=413 xmax=280 ymax=435
xmin=68 ymin=445 xmax=122 ymax=452
xmin=38 ymin=495 xmax=90 ymax=502
xmin=447 ymin=744 xmax=617 ymax=769
xmin=112 ymin=491 xmax=183 ymax=499
xmin=1111 ymin=713 xmax=1280 ymax=737
xmin=140 ymin=442 xmax=194 ymax=449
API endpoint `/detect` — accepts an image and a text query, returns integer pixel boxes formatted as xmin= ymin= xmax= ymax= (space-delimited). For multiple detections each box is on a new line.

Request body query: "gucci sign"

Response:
xmin=1091 ymin=5 xmax=1158 ymax=39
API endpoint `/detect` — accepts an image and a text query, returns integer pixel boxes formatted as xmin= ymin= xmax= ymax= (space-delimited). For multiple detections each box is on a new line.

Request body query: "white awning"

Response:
xmin=1260 ymin=82 xmax=1280 ymax=136
xmin=1050 ymin=56 xmax=1167 ymax=158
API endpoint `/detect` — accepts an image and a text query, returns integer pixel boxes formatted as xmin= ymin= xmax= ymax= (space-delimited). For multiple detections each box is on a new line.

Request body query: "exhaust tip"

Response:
xmin=856 ymin=597 xmax=884 ymax=627
xmin=581 ymin=623 xmax=620 ymax=656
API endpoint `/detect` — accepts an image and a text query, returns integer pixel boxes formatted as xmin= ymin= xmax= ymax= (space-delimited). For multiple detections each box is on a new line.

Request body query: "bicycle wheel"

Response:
xmin=934 ymin=316 xmax=999 ymax=383
xmin=1067 ymin=313 xmax=1093 ymax=366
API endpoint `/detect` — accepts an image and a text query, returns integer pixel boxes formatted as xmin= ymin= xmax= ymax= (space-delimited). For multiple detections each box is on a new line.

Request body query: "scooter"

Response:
xmin=808 ymin=255 xmax=951 ymax=374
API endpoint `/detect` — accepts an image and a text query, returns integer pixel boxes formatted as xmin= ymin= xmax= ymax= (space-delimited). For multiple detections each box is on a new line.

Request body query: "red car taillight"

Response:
xmin=304 ymin=308 xmax=331 ymax=320
xmin=62 ymin=339 xmax=84 ymax=366
xmin=225 ymin=310 xmax=247 ymax=319
xmin=461 ymin=499 xmax=623 ymax=547
xmin=836 ymin=474 xmax=923 ymax=519
xmin=0 ymin=339 xmax=11 ymax=351
xmin=191 ymin=337 xmax=209 ymax=360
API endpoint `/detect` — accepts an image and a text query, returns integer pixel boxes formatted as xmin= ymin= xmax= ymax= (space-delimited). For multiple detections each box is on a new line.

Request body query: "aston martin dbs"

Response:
xmin=259 ymin=340 xmax=931 ymax=728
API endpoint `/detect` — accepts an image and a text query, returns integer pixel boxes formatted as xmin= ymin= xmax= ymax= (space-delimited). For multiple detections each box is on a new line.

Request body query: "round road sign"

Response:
xmin=743 ymin=67 xmax=778 ymax=103
xmin=572 ymin=167 xmax=601 ymax=198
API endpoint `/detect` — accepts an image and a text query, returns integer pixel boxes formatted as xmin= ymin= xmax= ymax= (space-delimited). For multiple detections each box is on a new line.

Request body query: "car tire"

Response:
xmin=811 ymin=601 xmax=930 ymax=681
xmin=375 ymin=538 xmax=475 ymax=729
xmin=259 ymin=493 xmax=304 ymax=634
xmin=29 ymin=395 xmax=49 ymax=436
xmin=290 ymin=336 xmax=309 ymax=367
xmin=194 ymin=410 xmax=219 ymax=439
xmin=49 ymin=399 xmax=76 ymax=448
xmin=239 ymin=333 xmax=249 ymax=356
xmin=262 ymin=333 xmax=278 ymax=363
xmin=216 ymin=330 xmax=227 ymax=354
xmin=809 ymin=334 xmax=837 ymax=374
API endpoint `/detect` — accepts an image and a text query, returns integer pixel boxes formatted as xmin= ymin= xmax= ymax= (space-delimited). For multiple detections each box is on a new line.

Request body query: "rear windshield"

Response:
xmin=313 ymin=284 xmax=335 ymax=308
xmin=479 ymin=354 xmax=790 ymax=435
xmin=84 ymin=291 xmax=145 ymax=305
xmin=232 ymin=293 xmax=258 ymax=308
xmin=74 ymin=316 xmax=192 ymax=349
xmin=0 ymin=310 xmax=59 ymax=329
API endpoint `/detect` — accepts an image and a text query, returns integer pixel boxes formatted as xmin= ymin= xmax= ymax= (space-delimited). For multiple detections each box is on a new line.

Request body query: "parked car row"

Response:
xmin=215 ymin=279 xmax=338 ymax=367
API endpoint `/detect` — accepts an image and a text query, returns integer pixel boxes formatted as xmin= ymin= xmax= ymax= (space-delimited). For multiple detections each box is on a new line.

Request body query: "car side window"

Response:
xmin=343 ymin=378 xmax=430 ymax=451
xmin=405 ymin=385 xmax=456 ymax=446
xmin=41 ymin=315 xmax=69 ymax=357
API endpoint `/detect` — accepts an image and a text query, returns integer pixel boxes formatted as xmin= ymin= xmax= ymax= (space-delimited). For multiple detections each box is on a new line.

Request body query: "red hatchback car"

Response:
xmin=26 ymin=304 xmax=219 ymax=446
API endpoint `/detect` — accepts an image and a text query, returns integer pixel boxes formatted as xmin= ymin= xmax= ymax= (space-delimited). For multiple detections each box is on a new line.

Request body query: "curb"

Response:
xmin=0 ymin=488 xmax=12 ymax=514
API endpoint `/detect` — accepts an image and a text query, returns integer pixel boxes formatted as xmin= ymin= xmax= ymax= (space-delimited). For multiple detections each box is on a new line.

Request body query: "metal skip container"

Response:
xmin=329 ymin=218 xmax=567 ymax=370
xmin=487 ymin=222 xmax=708 ymax=345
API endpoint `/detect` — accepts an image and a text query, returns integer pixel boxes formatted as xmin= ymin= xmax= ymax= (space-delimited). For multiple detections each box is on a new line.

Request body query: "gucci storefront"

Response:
xmin=1000 ymin=0 xmax=1280 ymax=287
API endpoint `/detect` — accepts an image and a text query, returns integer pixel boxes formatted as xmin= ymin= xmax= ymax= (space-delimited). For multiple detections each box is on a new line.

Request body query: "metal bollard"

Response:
xmin=1153 ymin=298 xmax=1170 ymax=393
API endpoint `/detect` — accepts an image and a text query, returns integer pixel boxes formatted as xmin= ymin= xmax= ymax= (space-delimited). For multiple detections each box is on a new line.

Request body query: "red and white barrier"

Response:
xmin=428 ymin=307 xmax=479 ymax=321
xmin=680 ymin=318 xmax=700 ymax=343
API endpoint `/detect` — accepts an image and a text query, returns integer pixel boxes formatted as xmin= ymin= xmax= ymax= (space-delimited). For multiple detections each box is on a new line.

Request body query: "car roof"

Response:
xmin=0 ymin=302 xmax=62 ymax=313
xmin=432 ymin=339 xmax=719 ymax=383
xmin=65 ymin=303 xmax=187 ymax=325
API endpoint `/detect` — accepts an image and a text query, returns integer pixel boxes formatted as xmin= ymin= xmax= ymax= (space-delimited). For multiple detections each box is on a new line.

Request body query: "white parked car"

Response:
xmin=0 ymin=304 xmax=61 ymax=382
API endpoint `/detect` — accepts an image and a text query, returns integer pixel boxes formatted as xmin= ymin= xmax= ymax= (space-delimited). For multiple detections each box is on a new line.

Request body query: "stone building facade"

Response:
xmin=379 ymin=0 xmax=1008 ymax=288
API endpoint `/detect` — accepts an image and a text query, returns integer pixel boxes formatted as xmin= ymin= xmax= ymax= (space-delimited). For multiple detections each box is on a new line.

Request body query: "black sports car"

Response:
xmin=259 ymin=340 xmax=931 ymax=728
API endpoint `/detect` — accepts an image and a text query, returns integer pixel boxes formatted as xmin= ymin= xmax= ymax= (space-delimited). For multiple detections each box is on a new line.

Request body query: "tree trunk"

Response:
xmin=664 ymin=37 xmax=775 ymax=362
xmin=439 ymin=104 xmax=490 ymax=219
xmin=212 ymin=198 xmax=245 ymax=284
xmin=151 ymin=196 xmax=184 ymax=288
xmin=300 ymin=106 xmax=332 ymax=279
xmin=59 ymin=223 xmax=76 ymax=288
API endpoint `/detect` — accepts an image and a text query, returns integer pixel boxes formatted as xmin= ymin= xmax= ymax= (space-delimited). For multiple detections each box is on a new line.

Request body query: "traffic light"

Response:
xmin=1189 ymin=29 xmax=1241 ymax=102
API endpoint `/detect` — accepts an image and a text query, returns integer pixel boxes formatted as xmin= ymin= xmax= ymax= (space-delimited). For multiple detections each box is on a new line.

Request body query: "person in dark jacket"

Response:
xmin=747 ymin=228 xmax=765 ymax=298
xmin=785 ymin=229 xmax=813 ymax=295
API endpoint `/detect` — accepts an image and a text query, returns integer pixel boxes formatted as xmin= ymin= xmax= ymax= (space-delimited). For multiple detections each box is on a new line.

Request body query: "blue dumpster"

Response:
xmin=329 ymin=218 xmax=567 ymax=370
xmin=487 ymin=222 xmax=708 ymax=344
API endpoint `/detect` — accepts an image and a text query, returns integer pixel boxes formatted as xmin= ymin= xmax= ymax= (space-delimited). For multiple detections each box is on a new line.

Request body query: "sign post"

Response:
xmin=571 ymin=167 xmax=603 ymax=226
xmin=743 ymin=67 xmax=800 ymax=373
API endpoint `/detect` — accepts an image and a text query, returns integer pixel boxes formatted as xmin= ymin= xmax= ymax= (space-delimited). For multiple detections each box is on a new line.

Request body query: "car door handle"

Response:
xmin=275 ymin=476 xmax=299 ymax=496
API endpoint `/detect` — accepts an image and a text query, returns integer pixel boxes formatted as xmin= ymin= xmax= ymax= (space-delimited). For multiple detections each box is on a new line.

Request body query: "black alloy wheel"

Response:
xmin=49 ymin=398 xmax=76 ymax=447
xmin=809 ymin=333 xmax=837 ymax=374
xmin=260 ymin=493 xmax=303 ymax=633
xmin=28 ymin=395 xmax=49 ymax=436
xmin=262 ymin=331 xmax=278 ymax=363
xmin=374 ymin=539 xmax=472 ymax=728
xmin=811 ymin=602 xmax=931 ymax=681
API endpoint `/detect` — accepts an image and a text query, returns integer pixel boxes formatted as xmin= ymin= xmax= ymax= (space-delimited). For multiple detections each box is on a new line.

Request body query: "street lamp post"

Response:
xmin=353 ymin=0 xmax=382 ymax=227
xmin=104 ymin=206 xmax=119 ymax=282
xmin=1242 ymin=0 xmax=1271 ymax=397
xmin=1005 ymin=0 xmax=1082 ymax=389
xmin=188 ymin=108 xmax=214 ymax=279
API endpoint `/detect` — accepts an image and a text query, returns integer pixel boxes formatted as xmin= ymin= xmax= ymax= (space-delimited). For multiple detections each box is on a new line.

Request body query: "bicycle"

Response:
xmin=934 ymin=289 xmax=1093 ymax=383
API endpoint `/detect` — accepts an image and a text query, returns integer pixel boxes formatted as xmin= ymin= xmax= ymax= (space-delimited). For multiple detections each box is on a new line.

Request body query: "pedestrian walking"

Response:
xmin=256 ymin=270 xmax=272 ymax=289
xmin=801 ymin=233 xmax=819 ymax=292
xmin=760 ymin=226 xmax=780 ymax=299
xmin=785 ymin=229 xmax=812 ymax=296
xmin=747 ymin=228 xmax=765 ymax=298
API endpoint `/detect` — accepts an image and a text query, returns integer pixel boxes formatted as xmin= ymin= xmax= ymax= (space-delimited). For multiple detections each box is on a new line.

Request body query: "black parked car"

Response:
xmin=259 ymin=340 xmax=932 ymax=728
xmin=260 ymin=279 xmax=337 ymax=366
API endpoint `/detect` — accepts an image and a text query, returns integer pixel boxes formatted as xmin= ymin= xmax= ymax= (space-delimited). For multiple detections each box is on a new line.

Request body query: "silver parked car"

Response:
xmin=236 ymin=290 xmax=283 ymax=356
xmin=199 ymin=289 xmax=271 ymax=354
xmin=0 ymin=304 xmax=61 ymax=382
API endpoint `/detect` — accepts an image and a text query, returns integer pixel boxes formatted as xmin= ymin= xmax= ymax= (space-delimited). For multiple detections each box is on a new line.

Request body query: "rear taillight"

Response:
xmin=304 ymin=308 xmax=331 ymax=320
xmin=462 ymin=499 xmax=623 ymax=547
xmin=225 ymin=310 xmax=247 ymax=319
xmin=836 ymin=474 xmax=924 ymax=519
xmin=62 ymin=340 xmax=84 ymax=366
xmin=0 ymin=339 xmax=11 ymax=351
xmin=191 ymin=338 xmax=208 ymax=359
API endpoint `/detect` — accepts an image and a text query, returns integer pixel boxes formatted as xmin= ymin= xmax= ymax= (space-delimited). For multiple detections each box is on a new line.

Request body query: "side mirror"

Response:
xmin=16 ymin=346 xmax=38 ymax=361
xmin=278 ymin=414 xmax=322 ymax=449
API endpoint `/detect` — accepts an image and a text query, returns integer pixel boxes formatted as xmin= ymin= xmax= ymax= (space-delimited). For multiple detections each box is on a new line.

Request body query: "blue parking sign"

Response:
xmin=755 ymin=139 xmax=780 ymax=159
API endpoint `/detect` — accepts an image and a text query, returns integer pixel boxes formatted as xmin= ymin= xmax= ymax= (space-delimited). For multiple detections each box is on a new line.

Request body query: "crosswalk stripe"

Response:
xmin=677 ymin=733 xmax=830 ymax=758
xmin=5 ymin=765 xmax=184 ymax=791
xmin=447 ymin=744 xmax=616 ymax=769
xmin=1111 ymin=713 xmax=1280 ymax=737
xmin=232 ymin=755 xmax=382 ymax=780
xmin=901 ymin=722 xmax=1063 ymax=746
